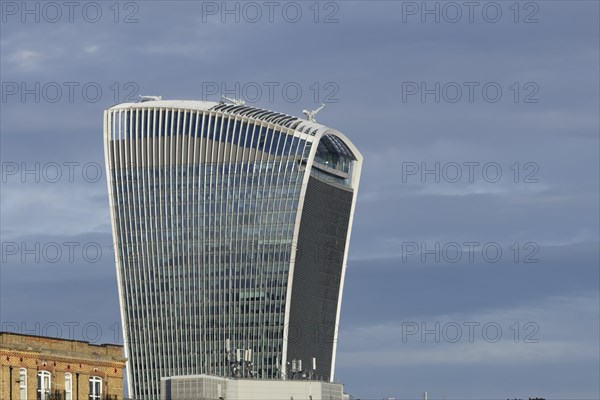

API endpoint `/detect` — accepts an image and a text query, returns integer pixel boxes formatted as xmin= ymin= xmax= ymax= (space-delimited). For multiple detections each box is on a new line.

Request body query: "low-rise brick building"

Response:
xmin=0 ymin=332 xmax=126 ymax=400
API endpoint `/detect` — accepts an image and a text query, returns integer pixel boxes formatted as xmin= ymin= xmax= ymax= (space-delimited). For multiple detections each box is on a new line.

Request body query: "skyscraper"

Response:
xmin=104 ymin=99 xmax=362 ymax=399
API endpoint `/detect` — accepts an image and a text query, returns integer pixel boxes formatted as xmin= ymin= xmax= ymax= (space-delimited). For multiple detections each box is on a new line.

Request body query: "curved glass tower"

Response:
xmin=104 ymin=99 xmax=362 ymax=399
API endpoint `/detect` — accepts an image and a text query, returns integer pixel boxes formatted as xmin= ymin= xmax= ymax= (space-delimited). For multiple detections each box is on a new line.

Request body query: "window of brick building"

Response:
xmin=89 ymin=376 xmax=102 ymax=400
xmin=37 ymin=370 xmax=51 ymax=400
xmin=19 ymin=368 xmax=27 ymax=400
xmin=65 ymin=373 xmax=73 ymax=400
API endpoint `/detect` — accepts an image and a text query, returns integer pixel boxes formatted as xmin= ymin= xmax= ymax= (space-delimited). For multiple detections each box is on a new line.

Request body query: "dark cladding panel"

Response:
xmin=287 ymin=175 xmax=353 ymax=381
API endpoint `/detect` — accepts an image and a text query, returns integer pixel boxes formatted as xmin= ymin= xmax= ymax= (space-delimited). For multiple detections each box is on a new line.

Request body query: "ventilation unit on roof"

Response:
xmin=139 ymin=95 xmax=162 ymax=102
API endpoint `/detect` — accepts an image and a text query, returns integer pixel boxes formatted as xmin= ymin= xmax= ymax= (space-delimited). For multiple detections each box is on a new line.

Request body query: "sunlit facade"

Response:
xmin=104 ymin=99 xmax=362 ymax=399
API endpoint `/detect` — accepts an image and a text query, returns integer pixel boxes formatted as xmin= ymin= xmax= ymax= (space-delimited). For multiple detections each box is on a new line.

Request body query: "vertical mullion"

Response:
xmin=246 ymin=121 xmax=260 ymax=375
xmin=216 ymin=113 xmax=226 ymax=375
xmin=272 ymin=129 xmax=290 ymax=370
xmin=183 ymin=110 xmax=191 ymax=374
xmin=157 ymin=108 xmax=167 ymax=386
xmin=135 ymin=108 xmax=151 ymax=396
xmin=263 ymin=125 xmax=281 ymax=373
xmin=143 ymin=107 xmax=155 ymax=388
xmin=233 ymin=117 xmax=246 ymax=369
xmin=254 ymin=122 xmax=268 ymax=376
xmin=200 ymin=111 xmax=210 ymax=373
xmin=191 ymin=110 xmax=201 ymax=373
xmin=123 ymin=109 xmax=139 ymax=391
xmin=174 ymin=108 xmax=182 ymax=376
xmin=148 ymin=108 xmax=164 ymax=394
xmin=113 ymin=110 xmax=135 ymax=389
xmin=168 ymin=108 xmax=176 ymax=375
xmin=125 ymin=109 xmax=143 ymax=394
xmin=207 ymin=112 xmax=216 ymax=373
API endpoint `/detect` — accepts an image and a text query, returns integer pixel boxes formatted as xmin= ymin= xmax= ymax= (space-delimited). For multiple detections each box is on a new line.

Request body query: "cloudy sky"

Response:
xmin=1 ymin=1 xmax=598 ymax=398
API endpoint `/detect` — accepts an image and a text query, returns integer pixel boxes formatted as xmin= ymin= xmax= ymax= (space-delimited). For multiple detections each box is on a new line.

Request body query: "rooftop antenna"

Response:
xmin=244 ymin=349 xmax=254 ymax=378
xmin=302 ymin=104 xmax=325 ymax=123
xmin=221 ymin=96 xmax=246 ymax=106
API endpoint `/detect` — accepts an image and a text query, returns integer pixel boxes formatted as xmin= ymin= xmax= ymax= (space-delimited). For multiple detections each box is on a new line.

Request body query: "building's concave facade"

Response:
xmin=104 ymin=99 xmax=362 ymax=399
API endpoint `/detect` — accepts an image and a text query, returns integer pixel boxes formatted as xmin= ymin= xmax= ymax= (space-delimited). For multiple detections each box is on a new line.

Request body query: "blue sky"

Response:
xmin=1 ymin=1 xmax=598 ymax=398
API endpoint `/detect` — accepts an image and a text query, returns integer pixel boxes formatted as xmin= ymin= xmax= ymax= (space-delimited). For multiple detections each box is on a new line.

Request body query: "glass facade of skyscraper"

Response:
xmin=104 ymin=100 xmax=362 ymax=399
